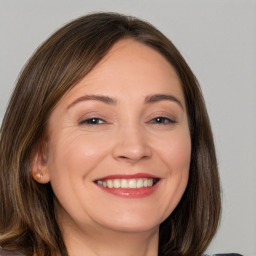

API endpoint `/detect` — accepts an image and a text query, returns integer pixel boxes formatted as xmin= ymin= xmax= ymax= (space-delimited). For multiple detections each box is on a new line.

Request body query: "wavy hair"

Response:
xmin=0 ymin=12 xmax=221 ymax=256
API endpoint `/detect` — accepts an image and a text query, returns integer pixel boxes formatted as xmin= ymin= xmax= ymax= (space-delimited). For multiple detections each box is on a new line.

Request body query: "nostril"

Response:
xmin=112 ymin=133 xmax=152 ymax=161
xmin=117 ymin=154 xmax=150 ymax=162
xmin=119 ymin=155 xmax=129 ymax=159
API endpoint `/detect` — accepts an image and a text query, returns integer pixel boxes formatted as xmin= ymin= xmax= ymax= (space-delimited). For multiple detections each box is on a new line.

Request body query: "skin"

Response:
xmin=32 ymin=39 xmax=191 ymax=256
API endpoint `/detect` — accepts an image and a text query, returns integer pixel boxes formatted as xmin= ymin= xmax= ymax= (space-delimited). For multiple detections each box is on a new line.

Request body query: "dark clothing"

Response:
xmin=0 ymin=248 xmax=244 ymax=256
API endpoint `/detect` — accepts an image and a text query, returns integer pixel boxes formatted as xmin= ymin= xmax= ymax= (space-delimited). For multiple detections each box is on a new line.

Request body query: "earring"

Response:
xmin=36 ymin=173 xmax=43 ymax=180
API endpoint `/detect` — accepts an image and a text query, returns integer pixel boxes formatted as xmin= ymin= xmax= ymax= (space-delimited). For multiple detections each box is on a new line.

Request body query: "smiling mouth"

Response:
xmin=95 ymin=178 xmax=159 ymax=189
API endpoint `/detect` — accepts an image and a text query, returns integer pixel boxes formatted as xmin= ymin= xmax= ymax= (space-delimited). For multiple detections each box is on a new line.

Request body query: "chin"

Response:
xmin=97 ymin=213 xmax=162 ymax=233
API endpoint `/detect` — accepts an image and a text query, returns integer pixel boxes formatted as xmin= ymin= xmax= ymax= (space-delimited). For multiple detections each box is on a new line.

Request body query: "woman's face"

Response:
xmin=37 ymin=39 xmax=191 ymax=234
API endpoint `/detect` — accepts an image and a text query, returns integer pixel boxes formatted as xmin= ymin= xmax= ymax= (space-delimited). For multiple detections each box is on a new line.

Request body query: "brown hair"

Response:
xmin=0 ymin=12 xmax=221 ymax=256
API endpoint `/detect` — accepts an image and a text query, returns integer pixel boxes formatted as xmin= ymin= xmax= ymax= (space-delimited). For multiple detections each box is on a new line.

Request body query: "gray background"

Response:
xmin=0 ymin=0 xmax=255 ymax=255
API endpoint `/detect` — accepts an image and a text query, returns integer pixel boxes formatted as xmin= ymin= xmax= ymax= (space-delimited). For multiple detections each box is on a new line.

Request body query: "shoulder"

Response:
xmin=0 ymin=248 xmax=25 ymax=256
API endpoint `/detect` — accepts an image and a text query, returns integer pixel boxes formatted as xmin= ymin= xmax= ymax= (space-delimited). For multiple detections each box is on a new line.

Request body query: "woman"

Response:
xmin=0 ymin=12 xmax=221 ymax=256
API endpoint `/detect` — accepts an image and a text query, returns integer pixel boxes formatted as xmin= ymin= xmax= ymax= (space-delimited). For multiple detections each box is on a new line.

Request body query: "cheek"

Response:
xmin=153 ymin=128 xmax=191 ymax=217
xmin=156 ymin=128 xmax=191 ymax=173
xmin=164 ymin=129 xmax=191 ymax=192
xmin=45 ymin=131 xmax=113 ymax=221
xmin=169 ymin=137 xmax=191 ymax=171
xmin=46 ymin=131 xmax=111 ymax=183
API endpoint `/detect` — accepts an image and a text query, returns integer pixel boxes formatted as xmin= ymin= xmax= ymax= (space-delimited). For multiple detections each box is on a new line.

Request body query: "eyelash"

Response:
xmin=148 ymin=116 xmax=176 ymax=125
xmin=79 ymin=118 xmax=106 ymax=125
xmin=79 ymin=116 xmax=176 ymax=126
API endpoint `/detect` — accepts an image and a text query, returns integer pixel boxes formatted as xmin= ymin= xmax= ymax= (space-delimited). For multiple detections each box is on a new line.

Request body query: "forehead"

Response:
xmin=62 ymin=38 xmax=184 ymax=104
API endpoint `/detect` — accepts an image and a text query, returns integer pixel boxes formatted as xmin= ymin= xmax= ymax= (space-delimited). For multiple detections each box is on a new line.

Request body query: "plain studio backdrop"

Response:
xmin=0 ymin=0 xmax=255 ymax=255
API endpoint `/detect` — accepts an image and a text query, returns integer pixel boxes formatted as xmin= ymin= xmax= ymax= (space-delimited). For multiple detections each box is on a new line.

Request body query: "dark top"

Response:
xmin=0 ymin=249 xmax=24 ymax=256
xmin=0 ymin=248 xmax=244 ymax=256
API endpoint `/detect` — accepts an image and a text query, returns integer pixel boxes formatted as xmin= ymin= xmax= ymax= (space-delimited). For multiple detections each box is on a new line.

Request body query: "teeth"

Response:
xmin=121 ymin=179 xmax=128 ymax=188
xmin=106 ymin=180 xmax=113 ymax=188
xmin=96 ymin=178 xmax=156 ymax=189
xmin=148 ymin=179 xmax=153 ymax=187
xmin=128 ymin=179 xmax=137 ymax=188
xmin=113 ymin=179 xmax=121 ymax=188
xmin=137 ymin=179 xmax=144 ymax=188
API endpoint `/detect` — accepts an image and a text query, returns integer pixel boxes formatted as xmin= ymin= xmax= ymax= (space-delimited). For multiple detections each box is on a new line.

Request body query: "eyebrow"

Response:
xmin=67 ymin=95 xmax=117 ymax=109
xmin=67 ymin=93 xmax=184 ymax=110
xmin=145 ymin=94 xmax=184 ymax=109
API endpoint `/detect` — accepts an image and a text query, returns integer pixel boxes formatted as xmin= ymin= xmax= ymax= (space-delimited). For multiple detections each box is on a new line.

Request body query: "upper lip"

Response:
xmin=94 ymin=173 xmax=160 ymax=181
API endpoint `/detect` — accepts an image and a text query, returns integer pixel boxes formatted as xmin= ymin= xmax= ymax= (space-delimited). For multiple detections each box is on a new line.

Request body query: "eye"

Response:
xmin=79 ymin=117 xmax=106 ymax=125
xmin=149 ymin=116 xmax=176 ymax=125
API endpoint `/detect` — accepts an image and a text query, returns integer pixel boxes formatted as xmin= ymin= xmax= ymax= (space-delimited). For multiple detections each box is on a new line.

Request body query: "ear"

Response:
xmin=30 ymin=138 xmax=50 ymax=184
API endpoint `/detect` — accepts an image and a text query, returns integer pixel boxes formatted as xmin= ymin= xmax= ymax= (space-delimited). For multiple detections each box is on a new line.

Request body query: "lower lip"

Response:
xmin=95 ymin=181 xmax=161 ymax=198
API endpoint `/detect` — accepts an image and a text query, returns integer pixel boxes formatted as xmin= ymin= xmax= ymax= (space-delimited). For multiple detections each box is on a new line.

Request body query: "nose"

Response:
xmin=112 ymin=126 xmax=152 ymax=163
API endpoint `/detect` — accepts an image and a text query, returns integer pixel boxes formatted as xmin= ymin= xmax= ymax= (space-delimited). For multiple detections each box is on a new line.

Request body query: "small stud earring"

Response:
xmin=36 ymin=173 xmax=43 ymax=179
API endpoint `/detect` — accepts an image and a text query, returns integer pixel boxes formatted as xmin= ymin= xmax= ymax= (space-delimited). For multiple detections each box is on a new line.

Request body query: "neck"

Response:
xmin=62 ymin=222 xmax=159 ymax=256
